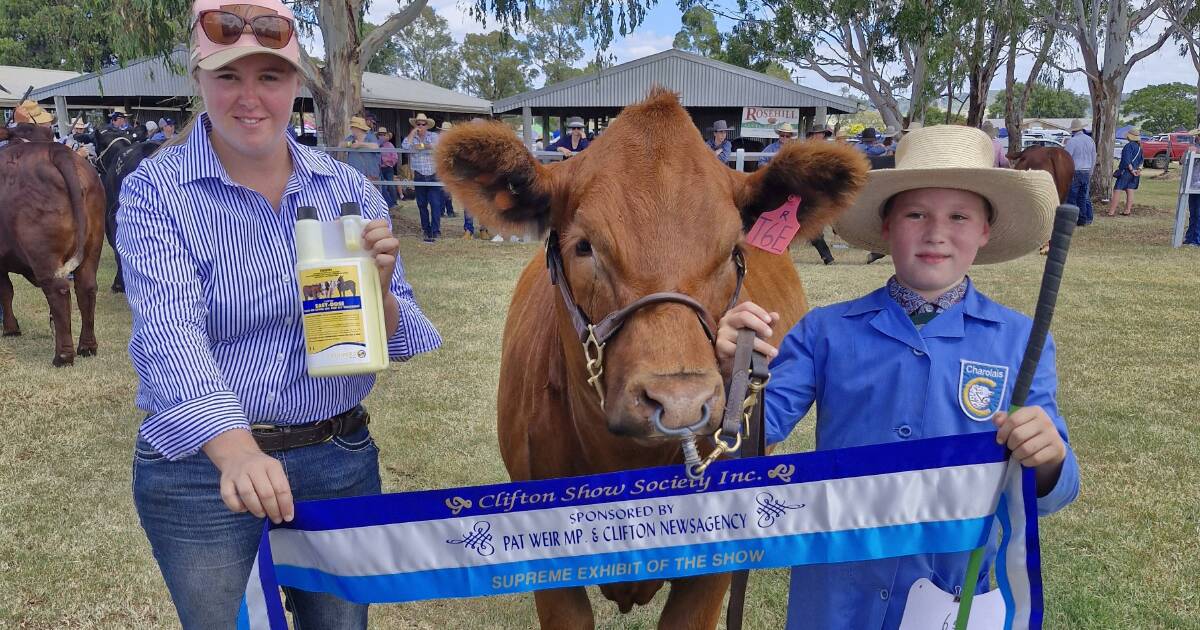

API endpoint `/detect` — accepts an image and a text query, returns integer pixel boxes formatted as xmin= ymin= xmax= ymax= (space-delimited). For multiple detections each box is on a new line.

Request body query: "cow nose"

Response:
xmin=635 ymin=374 xmax=723 ymax=433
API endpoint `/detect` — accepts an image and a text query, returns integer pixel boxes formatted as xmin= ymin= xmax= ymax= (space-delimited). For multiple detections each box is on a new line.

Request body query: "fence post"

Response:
xmin=735 ymin=148 xmax=745 ymax=172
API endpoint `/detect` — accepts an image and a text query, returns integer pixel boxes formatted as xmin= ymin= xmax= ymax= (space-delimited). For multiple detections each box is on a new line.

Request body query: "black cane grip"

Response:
xmin=1012 ymin=204 xmax=1077 ymax=407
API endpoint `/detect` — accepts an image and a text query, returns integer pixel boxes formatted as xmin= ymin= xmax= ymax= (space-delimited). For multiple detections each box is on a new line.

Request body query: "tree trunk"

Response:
xmin=1089 ymin=79 xmax=1122 ymax=200
xmin=1004 ymin=31 xmax=1023 ymax=157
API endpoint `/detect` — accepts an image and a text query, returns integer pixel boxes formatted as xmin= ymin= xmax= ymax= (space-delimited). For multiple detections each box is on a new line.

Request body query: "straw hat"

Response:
xmin=376 ymin=126 xmax=390 ymax=136
xmin=1125 ymin=128 xmax=1141 ymax=141
xmin=439 ymin=121 xmax=453 ymax=131
xmin=775 ymin=122 xmax=797 ymax=136
xmin=349 ymin=116 xmax=370 ymax=131
xmin=832 ymin=125 xmax=1058 ymax=265
xmin=409 ymin=112 xmax=435 ymax=127
xmin=71 ymin=117 xmax=88 ymax=130
xmin=1069 ymin=119 xmax=1087 ymax=132
xmin=16 ymin=100 xmax=53 ymax=125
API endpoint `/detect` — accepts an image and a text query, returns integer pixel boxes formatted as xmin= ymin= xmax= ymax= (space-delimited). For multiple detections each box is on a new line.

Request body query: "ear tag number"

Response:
xmin=746 ymin=195 xmax=802 ymax=254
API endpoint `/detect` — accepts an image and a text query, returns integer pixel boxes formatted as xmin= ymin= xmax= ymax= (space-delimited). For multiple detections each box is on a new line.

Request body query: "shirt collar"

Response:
xmin=844 ymin=278 xmax=1005 ymax=324
xmin=886 ymin=275 xmax=968 ymax=315
xmin=180 ymin=112 xmax=338 ymax=185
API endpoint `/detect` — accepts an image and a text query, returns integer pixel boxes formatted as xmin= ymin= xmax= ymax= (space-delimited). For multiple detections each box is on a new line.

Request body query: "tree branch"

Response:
xmin=360 ymin=0 xmax=430 ymax=61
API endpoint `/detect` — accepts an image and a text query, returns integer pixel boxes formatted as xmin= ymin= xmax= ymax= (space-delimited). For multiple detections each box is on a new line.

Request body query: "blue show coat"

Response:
xmin=764 ymin=281 xmax=1080 ymax=630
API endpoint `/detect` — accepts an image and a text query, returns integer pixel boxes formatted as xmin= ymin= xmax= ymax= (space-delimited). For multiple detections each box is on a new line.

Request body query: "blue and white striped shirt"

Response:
xmin=116 ymin=113 xmax=441 ymax=461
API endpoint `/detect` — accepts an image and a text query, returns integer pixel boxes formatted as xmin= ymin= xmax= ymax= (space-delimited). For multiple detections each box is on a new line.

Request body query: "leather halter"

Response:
xmin=545 ymin=230 xmax=746 ymax=408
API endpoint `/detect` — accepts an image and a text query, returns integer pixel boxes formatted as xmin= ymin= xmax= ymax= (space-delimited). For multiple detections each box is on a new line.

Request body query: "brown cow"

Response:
xmin=437 ymin=89 xmax=868 ymax=629
xmin=1010 ymin=145 xmax=1072 ymax=202
xmin=0 ymin=140 xmax=106 ymax=365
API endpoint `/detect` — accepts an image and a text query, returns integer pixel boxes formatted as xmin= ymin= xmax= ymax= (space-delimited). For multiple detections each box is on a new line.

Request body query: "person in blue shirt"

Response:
xmin=717 ymin=125 xmax=1079 ymax=630
xmin=551 ymin=116 xmax=589 ymax=156
xmin=759 ymin=122 xmax=796 ymax=164
xmin=1107 ymin=128 xmax=1142 ymax=217
xmin=149 ymin=117 xmax=176 ymax=143
xmin=1063 ymin=119 xmax=1096 ymax=225
xmin=706 ymin=119 xmax=733 ymax=163
xmin=857 ymin=126 xmax=888 ymax=157
xmin=116 ymin=0 xmax=440 ymax=626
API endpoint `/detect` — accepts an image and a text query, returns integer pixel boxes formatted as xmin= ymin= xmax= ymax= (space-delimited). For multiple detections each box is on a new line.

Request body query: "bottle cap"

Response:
xmin=340 ymin=201 xmax=363 ymax=216
xmin=297 ymin=206 xmax=318 ymax=220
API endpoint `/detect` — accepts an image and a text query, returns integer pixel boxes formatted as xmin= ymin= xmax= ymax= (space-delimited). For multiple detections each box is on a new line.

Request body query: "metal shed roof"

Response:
xmin=1 ymin=65 xmax=81 ymax=107
xmin=30 ymin=49 xmax=490 ymax=113
xmin=492 ymin=49 xmax=858 ymax=114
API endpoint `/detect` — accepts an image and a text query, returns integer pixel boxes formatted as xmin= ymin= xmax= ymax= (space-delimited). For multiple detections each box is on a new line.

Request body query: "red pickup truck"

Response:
xmin=1137 ymin=132 xmax=1195 ymax=169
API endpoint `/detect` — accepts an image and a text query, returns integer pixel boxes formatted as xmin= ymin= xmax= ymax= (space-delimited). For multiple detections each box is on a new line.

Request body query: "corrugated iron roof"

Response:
xmin=1 ymin=65 xmax=82 ymax=107
xmin=30 ymin=48 xmax=490 ymax=113
xmin=492 ymin=49 xmax=858 ymax=113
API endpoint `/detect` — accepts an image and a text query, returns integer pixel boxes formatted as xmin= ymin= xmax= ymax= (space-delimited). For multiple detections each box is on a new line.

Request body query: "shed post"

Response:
xmin=54 ymin=95 xmax=70 ymax=138
xmin=522 ymin=106 xmax=534 ymax=149
xmin=735 ymin=148 xmax=745 ymax=172
xmin=814 ymin=106 xmax=827 ymax=127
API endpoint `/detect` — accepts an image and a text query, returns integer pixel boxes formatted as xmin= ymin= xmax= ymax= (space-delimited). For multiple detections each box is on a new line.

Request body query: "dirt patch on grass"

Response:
xmin=389 ymin=206 xmax=427 ymax=237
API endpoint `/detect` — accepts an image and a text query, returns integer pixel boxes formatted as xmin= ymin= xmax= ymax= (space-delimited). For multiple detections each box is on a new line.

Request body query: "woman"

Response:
xmin=1108 ymin=128 xmax=1143 ymax=216
xmin=550 ymin=116 xmax=589 ymax=156
xmin=706 ymin=119 xmax=732 ymax=163
xmin=377 ymin=126 xmax=399 ymax=208
xmin=115 ymin=0 xmax=441 ymax=627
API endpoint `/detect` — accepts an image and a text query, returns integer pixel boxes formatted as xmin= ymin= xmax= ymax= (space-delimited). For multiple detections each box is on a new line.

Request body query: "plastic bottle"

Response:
xmin=294 ymin=203 xmax=389 ymax=376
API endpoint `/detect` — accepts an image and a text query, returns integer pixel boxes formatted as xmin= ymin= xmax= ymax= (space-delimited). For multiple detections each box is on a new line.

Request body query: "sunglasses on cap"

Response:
xmin=195 ymin=5 xmax=295 ymax=49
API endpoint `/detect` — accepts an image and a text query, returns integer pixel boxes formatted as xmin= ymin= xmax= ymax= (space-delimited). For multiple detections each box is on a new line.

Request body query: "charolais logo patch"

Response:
xmin=958 ymin=360 xmax=1009 ymax=421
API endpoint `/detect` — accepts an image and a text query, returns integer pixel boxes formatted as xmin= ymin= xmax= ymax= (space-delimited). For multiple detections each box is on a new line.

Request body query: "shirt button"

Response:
xmin=266 ymin=391 xmax=276 ymax=401
xmin=880 ymin=589 xmax=889 ymax=600
xmin=285 ymin=317 xmax=294 ymax=325
xmin=911 ymin=347 xmax=925 ymax=356
xmin=276 ymin=353 xmax=285 ymax=362
xmin=896 ymin=425 xmax=913 ymax=439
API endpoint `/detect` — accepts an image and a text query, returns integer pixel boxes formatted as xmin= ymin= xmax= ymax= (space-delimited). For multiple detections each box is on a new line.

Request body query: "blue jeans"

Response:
xmin=463 ymin=209 xmax=474 ymax=234
xmin=379 ymin=165 xmax=397 ymax=207
xmin=443 ymin=193 xmax=455 ymax=217
xmin=1187 ymin=194 xmax=1200 ymax=244
xmin=133 ymin=425 xmax=382 ymax=629
xmin=414 ymin=172 xmax=444 ymax=238
xmin=1068 ymin=170 xmax=1093 ymax=224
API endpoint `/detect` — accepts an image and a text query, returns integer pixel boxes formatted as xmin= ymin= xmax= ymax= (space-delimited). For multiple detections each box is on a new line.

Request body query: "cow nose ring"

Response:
xmin=649 ymin=402 xmax=711 ymax=479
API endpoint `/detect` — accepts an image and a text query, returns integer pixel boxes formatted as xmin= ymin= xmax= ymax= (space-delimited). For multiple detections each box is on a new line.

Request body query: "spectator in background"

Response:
xmin=880 ymin=125 xmax=899 ymax=156
xmin=1108 ymin=128 xmax=1143 ymax=217
xmin=343 ymin=116 xmax=380 ymax=181
xmin=707 ymin=120 xmax=732 ymax=163
xmin=760 ymin=122 xmax=797 ymax=164
xmin=61 ymin=117 xmax=95 ymax=157
xmin=150 ymin=117 xmax=176 ymax=142
xmin=106 ymin=110 xmax=130 ymax=132
xmin=806 ymin=123 xmax=833 ymax=142
xmin=401 ymin=112 xmax=444 ymax=242
xmin=981 ymin=121 xmax=1008 ymax=167
xmin=1063 ymin=119 xmax=1096 ymax=226
xmin=438 ymin=121 xmax=458 ymax=218
xmin=377 ymin=127 xmax=399 ymax=209
xmin=551 ymin=117 xmax=589 ymax=156
xmin=856 ymin=127 xmax=886 ymax=157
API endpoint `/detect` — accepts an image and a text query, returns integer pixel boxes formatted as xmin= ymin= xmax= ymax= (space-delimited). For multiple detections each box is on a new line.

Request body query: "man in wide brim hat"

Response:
xmin=14 ymin=99 xmax=54 ymax=125
xmin=775 ymin=122 xmax=797 ymax=137
xmin=806 ymin=123 xmax=833 ymax=139
xmin=1069 ymin=119 xmax=1088 ymax=133
xmin=409 ymin=112 xmax=435 ymax=128
xmin=834 ymin=125 xmax=1058 ymax=264
xmin=1125 ymin=128 xmax=1142 ymax=141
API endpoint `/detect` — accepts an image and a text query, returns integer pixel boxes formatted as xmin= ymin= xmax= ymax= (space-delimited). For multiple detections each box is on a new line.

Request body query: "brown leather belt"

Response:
xmin=251 ymin=405 xmax=369 ymax=452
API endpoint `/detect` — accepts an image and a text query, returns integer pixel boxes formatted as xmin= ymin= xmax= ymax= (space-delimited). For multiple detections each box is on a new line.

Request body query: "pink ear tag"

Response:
xmin=746 ymin=195 xmax=802 ymax=254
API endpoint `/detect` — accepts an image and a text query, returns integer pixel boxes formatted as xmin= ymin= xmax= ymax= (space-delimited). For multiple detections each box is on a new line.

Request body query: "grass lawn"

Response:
xmin=0 ymin=175 xmax=1197 ymax=629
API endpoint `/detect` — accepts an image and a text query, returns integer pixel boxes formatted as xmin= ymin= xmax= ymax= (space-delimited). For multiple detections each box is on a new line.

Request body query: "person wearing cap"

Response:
xmin=707 ymin=120 xmax=732 ymax=163
xmin=716 ymin=125 xmax=1079 ymax=630
xmin=150 ymin=117 xmax=177 ymax=142
xmin=116 ymin=1 xmax=441 ymax=627
xmin=376 ymin=126 xmax=399 ymax=208
xmin=856 ymin=126 xmax=887 ymax=157
xmin=60 ymin=117 xmax=96 ymax=157
xmin=551 ymin=116 xmax=589 ymax=157
xmin=759 ymin=122 xmax=797 ymax=165
xmin=402 ymin=112 xmax=445 ymax=242
xmin=1062 ymin=119 xmax=1095 ymax=226
xmin=105 ymin=110 xmax=130 ymax=132
xmin=1108 ymin=128 xmax=1143 ymax=216
xmin=342 ymin=115 xmax=381 ymax=182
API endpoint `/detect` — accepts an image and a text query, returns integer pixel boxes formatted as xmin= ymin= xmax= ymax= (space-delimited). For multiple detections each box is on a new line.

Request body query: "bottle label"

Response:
xmin=298 ymin=264 xmax=369 ymax=366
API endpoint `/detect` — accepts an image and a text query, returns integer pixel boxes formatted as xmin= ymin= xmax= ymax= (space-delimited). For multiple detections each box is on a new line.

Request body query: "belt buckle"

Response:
xmin=250 ymin=424 xmax=284 ymax=435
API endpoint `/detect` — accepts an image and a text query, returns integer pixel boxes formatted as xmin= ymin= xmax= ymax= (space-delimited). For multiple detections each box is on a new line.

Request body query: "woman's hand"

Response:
xmin=716 ymin=301 xmax=779 ymax=370
xmin=202 ymin=430 xmax=294 ymax=524
xmin=363 ymin=218 xmax=399 ymax=289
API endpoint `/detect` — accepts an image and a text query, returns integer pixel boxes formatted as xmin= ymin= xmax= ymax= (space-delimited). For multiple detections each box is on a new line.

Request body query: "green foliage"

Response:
xmin=363 ymin=22 xmax=402 ymax=75
xmin=522 ymin=1 xmax=589 ymax=84
xmin=460 ymin=31 xmax=536 ymax=100
xmin=387 ymin=7 xmax=462 ymax=89
xmin=988 ymin=82 xmax=1090 ymax=119
xmin=0 ymin=0 xmax=129 ymax=71
xmin=1121 ymin=82 xmax=1196 ymax=134
xmin=671 ymin=8 xmax=792 ymax=81
xmin=472 ymin=0 xmax=651 ymax=51
xmin=673 ymin=6 xmax=723 ymax=56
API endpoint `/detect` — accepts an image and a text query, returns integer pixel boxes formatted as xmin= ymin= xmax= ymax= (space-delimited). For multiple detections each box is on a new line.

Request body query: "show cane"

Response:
xmin=954 ymin=204 xmax=1078 ymax=630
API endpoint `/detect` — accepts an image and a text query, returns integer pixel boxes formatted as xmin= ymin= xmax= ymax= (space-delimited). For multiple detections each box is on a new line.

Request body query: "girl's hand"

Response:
xmin=363 ymin=218 xmax=399 ymax=288
xmin=716 ymin=302 xmax=779 ymax=368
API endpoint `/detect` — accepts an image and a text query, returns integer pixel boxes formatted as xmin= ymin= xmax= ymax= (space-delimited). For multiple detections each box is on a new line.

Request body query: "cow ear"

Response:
xmin=436 ymin=121 xmax=565 ymax=235
xmin=731 ymin=141 xmax=869 ymax=238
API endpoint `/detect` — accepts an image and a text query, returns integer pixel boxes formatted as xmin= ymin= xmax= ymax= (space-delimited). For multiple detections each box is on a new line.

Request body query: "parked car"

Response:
xmin=1021 ymin=136 xmax=1064 ymax=149
xmin=1138 ymin=132 xmax=1194 ymax=169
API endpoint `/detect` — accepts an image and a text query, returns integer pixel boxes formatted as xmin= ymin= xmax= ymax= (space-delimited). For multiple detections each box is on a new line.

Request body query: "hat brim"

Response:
xmin=31 ymin=112 xmax=54 ymax=124
xmin=409 ymin=117 xmax=435 ymax=127
xmin=832 ymin=168 xmax=1058 ymax=264
xmin=195 ymin=46 xmax=302 ymax=72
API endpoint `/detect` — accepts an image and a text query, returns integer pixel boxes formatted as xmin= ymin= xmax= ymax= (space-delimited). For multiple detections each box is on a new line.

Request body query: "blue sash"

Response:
xmin=240 ymin=432 xmax=1042 ymax=629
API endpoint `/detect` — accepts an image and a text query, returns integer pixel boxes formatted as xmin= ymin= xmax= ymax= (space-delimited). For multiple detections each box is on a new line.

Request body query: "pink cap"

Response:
xmin=190 ymin=0 xmax=301 ymax=71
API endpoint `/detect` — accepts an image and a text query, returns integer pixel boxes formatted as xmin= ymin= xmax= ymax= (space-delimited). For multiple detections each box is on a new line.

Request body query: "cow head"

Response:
xmin=438 ymin=89 xmax=867 ymax=441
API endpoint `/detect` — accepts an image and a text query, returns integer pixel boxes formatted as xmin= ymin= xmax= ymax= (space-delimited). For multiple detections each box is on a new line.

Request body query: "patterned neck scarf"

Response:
xmin=887 ymin=276 xmax=969 ymax=320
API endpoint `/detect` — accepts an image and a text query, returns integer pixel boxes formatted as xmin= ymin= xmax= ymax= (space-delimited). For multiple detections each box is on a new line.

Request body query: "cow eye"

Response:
xmin=575 ymin=240 xmax=593 ymax=256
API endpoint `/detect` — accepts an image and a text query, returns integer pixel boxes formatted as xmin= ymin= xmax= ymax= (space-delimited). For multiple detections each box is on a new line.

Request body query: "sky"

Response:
xmin=364 ymin=0 xmax=1199 ymax=98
